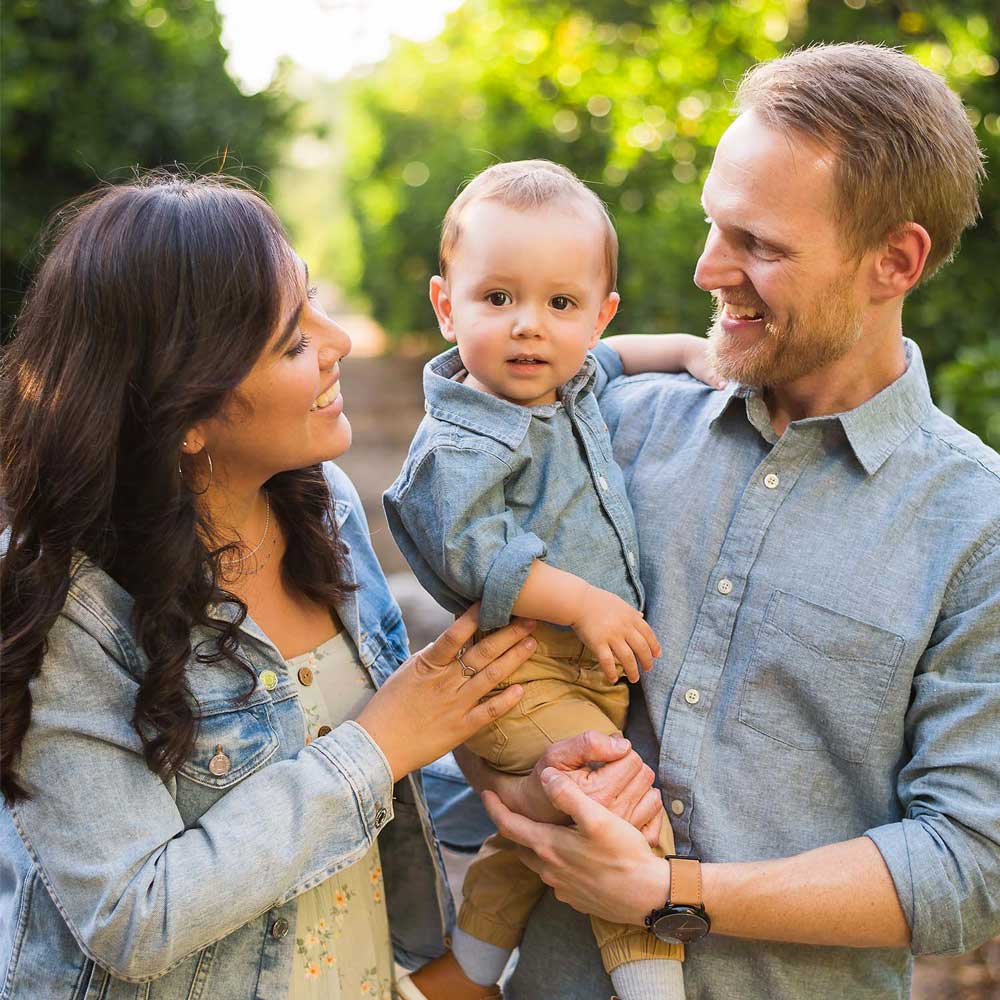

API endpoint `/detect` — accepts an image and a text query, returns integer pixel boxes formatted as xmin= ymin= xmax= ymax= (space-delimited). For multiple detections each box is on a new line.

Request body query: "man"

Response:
xmin=463 ymin=42 xmax=999 ymax=999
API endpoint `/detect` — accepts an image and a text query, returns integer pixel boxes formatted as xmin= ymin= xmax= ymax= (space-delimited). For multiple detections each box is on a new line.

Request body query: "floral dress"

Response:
xmin=287 ymin=630 xmax=395 ymax=1000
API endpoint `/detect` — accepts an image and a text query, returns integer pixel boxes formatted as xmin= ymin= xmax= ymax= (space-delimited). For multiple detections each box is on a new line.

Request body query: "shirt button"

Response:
xmin=209 ymin=746 xmax=231 ymax=776
xmin=626 ymin=550 xmax=636 ymax=567
xmin=598 ymin=475 xmax=609 ymax=491
xmin=717 ymin=578 xmax=733 ymax=595
xmin=260 ymin=670 xmax=278 ymax=691
xmin=270 ymin=917 xmax=290 ymax=939
xmin=317 ymin=725 xmax=332 ymax=737
xmin=763 ymin=472 xmax=780 ymax=489
xmin=684 ymin=688 xmax=701 ymax=705
xmin=671 ymin=799 xmax=685 ymax=816
xmin=297 ymin=666 xmax=314 ymax=686
xmin=374 ymin=806 xmax=388 ymax=827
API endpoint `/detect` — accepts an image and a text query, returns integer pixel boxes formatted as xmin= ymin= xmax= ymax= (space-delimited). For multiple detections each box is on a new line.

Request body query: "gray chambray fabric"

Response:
xmin=506 ymin=338 xmax=1000 ymax=1000
xmin=383 ymin=346 xmax=643 ymax=632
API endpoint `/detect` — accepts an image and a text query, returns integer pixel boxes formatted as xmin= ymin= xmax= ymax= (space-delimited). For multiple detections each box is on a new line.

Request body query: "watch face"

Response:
xmin=651 ymin=908 xmax=710 ymax=944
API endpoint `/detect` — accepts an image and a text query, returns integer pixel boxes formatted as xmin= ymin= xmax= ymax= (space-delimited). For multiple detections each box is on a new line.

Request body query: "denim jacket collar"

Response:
xmin=424 ymin=347 xmax=598 ymax=450
xmin=708 ymin=338 xmax=934 ymax=476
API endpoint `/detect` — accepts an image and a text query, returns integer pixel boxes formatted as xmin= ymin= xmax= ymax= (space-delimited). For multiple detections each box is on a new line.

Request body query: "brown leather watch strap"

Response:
xmin=668 ymin=857 xmax=703 ymax=907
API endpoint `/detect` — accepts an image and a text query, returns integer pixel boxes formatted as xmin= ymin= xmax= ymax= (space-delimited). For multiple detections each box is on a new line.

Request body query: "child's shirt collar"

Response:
xmin=421 ymin=346 xmax=597 ymax=450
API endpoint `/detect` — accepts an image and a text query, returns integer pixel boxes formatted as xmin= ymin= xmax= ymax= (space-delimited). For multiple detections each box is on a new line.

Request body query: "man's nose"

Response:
xmin=694 ymin=227 xmax=743 ymax=292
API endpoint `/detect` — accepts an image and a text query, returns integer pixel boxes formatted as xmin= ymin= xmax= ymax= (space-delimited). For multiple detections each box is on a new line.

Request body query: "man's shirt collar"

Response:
xmin=422 ymin=347 xmax=596 ymax=449
xmin=709 ymin=339 xmax=934 ymax=476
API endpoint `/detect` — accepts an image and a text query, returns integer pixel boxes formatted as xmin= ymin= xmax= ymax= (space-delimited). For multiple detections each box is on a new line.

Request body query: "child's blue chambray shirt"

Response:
xmin=383 ymin=346 xmax=644 ymax=632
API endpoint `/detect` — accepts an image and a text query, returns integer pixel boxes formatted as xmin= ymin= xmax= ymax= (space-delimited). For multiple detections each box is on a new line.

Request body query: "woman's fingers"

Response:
xmin=464 ymin=682 xmax=524 ymax=733
xmin=421 ymin=603 xmax=482 ymax=667
xmin=463 ymin=635 xmax=537 ymax=699
xmin=462 ymin=617 xmax=536 ymax=671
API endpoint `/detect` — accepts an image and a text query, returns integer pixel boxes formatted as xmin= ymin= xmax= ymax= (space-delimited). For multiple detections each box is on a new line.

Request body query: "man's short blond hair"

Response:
xmin=439 ymin=160 xmax=619 ymax=292
xmin=736 ymin=42 xmax=985 ymax=281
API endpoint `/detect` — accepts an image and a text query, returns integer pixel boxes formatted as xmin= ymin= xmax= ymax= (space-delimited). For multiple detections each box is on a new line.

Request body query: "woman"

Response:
xmin=0 ymin=173 xmax=539 ymax=999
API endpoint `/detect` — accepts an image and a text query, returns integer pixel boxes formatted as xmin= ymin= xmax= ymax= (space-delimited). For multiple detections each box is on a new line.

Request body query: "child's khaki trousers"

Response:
xmin=459 ymin=623 xmax=684 ymax=973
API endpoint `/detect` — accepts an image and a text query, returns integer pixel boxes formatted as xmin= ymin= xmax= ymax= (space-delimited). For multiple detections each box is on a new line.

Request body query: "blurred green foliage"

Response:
xmin=336 ymin=0 xmax=999 ymax=447
xmin=1 ymin=0 xmax=291 ymax=335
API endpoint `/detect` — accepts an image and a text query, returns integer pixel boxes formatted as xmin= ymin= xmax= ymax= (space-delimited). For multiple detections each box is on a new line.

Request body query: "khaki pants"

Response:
xmin=459 ymin=624 xmax=683 ymax=973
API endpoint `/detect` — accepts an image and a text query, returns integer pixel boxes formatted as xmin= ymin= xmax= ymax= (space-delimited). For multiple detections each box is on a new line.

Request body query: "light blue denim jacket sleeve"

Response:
xmin=0 ymin=462 xmax=451 ymax=998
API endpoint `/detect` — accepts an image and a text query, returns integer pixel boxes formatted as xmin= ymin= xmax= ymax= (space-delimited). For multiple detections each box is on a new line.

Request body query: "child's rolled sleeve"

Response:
xmin=384 ymin=445 xmax=547 ymax=631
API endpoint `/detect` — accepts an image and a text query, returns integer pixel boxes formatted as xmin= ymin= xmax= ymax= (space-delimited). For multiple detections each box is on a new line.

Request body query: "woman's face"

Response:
xmin=198 ymin=256 xmax=353 ymax=488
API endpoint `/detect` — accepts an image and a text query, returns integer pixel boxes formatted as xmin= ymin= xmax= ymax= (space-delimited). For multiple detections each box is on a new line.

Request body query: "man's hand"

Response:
xmin=483 ymin=767 xmax=670 ymax=926
xmin=461 ymin=731 xmax=664 ymax=847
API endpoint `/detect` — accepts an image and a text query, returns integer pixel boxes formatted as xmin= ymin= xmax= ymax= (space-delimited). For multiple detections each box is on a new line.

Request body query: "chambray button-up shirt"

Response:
xmin=506 ymin=339 xmax=1000 ymax=1000
xmin=383 ymin=347 xmax=643 ymax=631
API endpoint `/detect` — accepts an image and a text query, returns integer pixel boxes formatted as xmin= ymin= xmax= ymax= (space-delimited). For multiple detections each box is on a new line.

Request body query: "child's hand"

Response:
xmin=683 ymin=336 xmax=727 ymax=390
xmin=570 ymin=586 xmax=662 ymax=683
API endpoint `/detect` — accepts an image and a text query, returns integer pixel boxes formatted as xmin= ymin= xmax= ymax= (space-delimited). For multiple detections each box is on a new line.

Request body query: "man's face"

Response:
xmin=695 ymin=111 xmax=867 ymax=387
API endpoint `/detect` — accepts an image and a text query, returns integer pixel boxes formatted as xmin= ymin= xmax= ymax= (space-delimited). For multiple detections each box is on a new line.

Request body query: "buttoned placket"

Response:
xmin=563 ymin=389 xmax=645 ymax=605
xmin=659 ymin=417 xmax=824 ymax=847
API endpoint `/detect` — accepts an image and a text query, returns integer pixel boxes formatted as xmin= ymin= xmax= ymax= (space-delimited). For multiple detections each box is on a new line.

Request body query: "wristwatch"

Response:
xmin=644 ymin=856 xmax=711 ymax=944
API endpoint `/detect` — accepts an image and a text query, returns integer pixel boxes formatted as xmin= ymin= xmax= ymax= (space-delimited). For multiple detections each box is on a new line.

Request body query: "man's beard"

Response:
xmin=705 ymin=271 xmax=864 ymax=387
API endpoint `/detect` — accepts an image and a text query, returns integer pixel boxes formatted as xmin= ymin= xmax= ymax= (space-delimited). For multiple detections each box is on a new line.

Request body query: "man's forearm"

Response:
xmin=701 ymin=836 xmax=910 ymax=948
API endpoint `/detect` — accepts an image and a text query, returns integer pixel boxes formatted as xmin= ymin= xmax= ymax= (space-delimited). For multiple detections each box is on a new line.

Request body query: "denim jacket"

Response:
xmin=383 ymin=347 xmax=644 ymax=631
xmin=0 ymin=463 xmax=452 ymax=1000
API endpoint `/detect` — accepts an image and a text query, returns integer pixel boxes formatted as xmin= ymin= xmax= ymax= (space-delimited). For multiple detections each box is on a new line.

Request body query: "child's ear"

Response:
xmin=589 ymin=291 xmax=620 ymax=347
xmin=429 ymin=276 xmax=456 ymax=342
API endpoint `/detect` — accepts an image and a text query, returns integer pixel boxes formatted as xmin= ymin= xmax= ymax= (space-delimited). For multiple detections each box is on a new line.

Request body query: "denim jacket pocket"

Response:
xmin=739 ymin=590 xmax=904 ymax=764
xmin=178 ymin=702 xmax=280 ymax=789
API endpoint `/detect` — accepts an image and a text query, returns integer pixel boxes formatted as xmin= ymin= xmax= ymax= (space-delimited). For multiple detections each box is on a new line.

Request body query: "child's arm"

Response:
xmin=512 ymin=560 xmax=660 ymax=684
xmin=604 ymin=333 xmax=725 ymax=388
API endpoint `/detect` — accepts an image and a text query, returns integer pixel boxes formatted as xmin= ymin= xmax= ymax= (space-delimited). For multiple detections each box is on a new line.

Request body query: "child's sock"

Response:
xmin=451 ymin=927 xmax=513 ymax=987
xmin=610 ymin=958 xmax=686 ymax=1000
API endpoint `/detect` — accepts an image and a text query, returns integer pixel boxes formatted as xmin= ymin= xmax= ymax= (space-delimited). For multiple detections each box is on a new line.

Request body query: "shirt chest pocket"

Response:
xmin=178 ymin=701 xmax=281 ymax=789
xmin=738 ymin=590 xmax=904 ymax=764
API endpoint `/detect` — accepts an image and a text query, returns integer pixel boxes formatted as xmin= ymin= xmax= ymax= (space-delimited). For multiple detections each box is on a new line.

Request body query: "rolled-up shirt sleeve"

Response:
xmin=384 ymin=445 xmax=547 ymax=631
xmin=865 ymin=529 xmax=1000 ymax=955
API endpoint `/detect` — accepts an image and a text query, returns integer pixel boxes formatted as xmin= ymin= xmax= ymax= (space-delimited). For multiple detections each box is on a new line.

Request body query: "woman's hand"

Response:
xmin=355 ymin=605 xmax=535 ymax=781
xmin=483 ymin=767 xmax=670 ymax=926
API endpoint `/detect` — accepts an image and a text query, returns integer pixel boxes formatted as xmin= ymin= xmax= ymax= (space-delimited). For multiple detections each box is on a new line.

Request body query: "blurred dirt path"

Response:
xmin=337 ymin=352 xmax=999 ymax=999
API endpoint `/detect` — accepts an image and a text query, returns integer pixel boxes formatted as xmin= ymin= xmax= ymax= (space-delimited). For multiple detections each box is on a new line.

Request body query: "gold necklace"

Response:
xmin=218 ymin=494 xmax=271 ymax=568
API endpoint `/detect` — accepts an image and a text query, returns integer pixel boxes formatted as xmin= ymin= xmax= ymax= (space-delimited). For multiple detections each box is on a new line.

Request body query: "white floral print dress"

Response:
xmin=287 ymin=630 xmax=395 ymax=1000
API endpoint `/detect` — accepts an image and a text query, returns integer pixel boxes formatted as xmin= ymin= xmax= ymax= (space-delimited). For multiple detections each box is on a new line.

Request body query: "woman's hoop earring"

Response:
xmin=178 ymin=448 xmax=214 ymax=496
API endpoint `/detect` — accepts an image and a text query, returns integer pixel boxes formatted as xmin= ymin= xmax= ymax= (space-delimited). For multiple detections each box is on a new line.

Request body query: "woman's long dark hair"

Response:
xmin=1 ymin=173 xmax=354 ymax=803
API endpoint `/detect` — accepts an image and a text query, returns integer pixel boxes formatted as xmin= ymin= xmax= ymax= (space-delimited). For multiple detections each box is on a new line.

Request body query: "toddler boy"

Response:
xmin=386 ymin=160 xmax=718 ymax=1000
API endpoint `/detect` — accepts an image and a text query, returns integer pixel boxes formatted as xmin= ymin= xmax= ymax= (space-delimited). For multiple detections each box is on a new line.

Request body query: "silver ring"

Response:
xmin=457 ymin=646 xmax=477 ymax=677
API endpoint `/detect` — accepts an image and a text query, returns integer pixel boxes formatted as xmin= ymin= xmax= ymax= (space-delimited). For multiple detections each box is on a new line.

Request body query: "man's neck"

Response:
xmin=765 ymin=324 xmax=907 ymax=438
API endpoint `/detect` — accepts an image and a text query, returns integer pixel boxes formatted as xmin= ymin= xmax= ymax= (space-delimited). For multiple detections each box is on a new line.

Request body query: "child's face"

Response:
xmin=430 ymin=199 xmax=619 ymax=408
